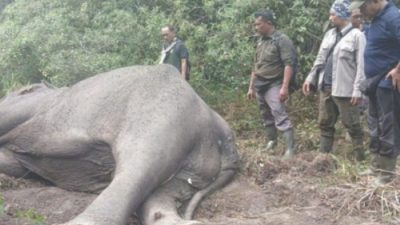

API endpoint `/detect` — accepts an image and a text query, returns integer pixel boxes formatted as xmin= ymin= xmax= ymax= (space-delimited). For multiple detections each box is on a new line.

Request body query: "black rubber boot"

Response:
xmin=320 ymin=136 xmax=334 ymax=153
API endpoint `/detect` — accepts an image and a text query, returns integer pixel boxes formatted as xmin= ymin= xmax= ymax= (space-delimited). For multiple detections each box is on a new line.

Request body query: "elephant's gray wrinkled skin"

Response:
xmin=0 ymin=65 xmax=240 ymax=225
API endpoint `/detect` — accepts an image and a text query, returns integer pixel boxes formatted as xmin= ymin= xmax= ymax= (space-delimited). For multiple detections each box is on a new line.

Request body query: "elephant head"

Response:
xmin=0 ymin=83 xmax=54 ymax=137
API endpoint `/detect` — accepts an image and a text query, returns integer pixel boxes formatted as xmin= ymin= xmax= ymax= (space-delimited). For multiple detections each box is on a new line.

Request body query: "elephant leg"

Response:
xmin=61 ymin=135 xmax=193 ymax=225
xmin=0 ymin=148 xmax=29 ymax=177
xmin=139 ymin=179 xmax=204 ymax=225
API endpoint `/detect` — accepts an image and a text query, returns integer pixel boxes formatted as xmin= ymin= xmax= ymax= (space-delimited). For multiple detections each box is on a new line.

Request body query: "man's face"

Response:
xmin=351 ymin=9 xmax=362 ymax=29
xmin=329 ymin=12 xmax=343 ymax=27
xmin=161 ymin=28 xmax=175 ymax=43
xmin=255 ymin=17 xmax=272 ymax=36
xmin=360 ymin=0 xmax=380 ymax=19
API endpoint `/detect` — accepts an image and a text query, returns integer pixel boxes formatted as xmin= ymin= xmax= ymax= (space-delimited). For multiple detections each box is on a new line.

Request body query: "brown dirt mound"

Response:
xmin=245 ymin=152 xmax=337 ymax=185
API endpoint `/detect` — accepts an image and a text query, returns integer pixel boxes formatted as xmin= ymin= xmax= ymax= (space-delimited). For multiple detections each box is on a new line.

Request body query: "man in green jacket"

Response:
xmin=247 ymin=10 xmax=296 ymax=159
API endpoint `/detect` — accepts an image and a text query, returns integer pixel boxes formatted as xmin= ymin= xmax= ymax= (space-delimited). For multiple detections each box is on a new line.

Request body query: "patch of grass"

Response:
xmin=332 ymin=181 xmax=400 ymax=224
xmin=0 ymin=194 xmax=4 ymax=217
xmin=15 ymin=208 xmax=45 ymax=225
xmin=331 ymin=155 xmax=361 ymax=182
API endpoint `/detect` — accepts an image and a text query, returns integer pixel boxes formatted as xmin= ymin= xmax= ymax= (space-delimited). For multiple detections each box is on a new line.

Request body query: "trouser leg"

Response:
xmin=263 ymin=85 xmax=295 ymax=156
xmin=392 ymin=89 xmax=400 ymax=157
xmin=257 ymin=85 xmax=294 ymax=152
xmin=361 ymin=94 xmax=381 ymax=176
xmin=262 ymin=85 xmax=293 ymax=132
xmin=318 ymin=90 xmax=338 ymax=153
xmin=367 ymin=94 xmax=380 ymax=154
xmin=374 ymin=89 xmax=400 ymax=185
xmin=373 ymin=88 xmax=396 ymax=185
xmin=256 ymin=90 xmax=277 ymax=143
xmin=376 ymin=88 xmax=395 ymax=157
xmin=333 ymin=96 xmax=365 ymax=161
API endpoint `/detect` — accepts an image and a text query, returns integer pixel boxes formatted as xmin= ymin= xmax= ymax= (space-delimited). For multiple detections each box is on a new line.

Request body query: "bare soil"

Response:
xmin=1 ymin=141 xmax=398 ymax=225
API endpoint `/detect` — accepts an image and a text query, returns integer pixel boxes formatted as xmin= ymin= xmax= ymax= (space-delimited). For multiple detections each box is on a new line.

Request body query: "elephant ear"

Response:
xmin=17 ymin=84 xmax=48 ymax=95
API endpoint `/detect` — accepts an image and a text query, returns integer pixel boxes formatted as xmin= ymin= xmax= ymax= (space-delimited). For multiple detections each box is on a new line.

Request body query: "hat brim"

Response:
xmin=349 ymin=1 xmax=365 ymax=10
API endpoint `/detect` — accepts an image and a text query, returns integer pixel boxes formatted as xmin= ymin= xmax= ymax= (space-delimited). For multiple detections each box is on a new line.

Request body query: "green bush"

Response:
xmin=0 ymin=0 xmax=335 ymax=93
xmin=1 ymin=0 xmax=398 ymax=97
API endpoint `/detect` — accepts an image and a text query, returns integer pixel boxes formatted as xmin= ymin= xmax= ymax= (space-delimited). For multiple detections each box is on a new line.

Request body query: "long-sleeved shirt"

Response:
xmin=306 ymin=24 xmax=366 ymax=98
xmin=364 ymin=2 xmax=400 ymax=89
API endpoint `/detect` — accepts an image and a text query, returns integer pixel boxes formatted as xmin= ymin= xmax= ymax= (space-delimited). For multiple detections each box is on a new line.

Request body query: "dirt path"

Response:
xmin=0 ymin=152 xmax=397 ymax=225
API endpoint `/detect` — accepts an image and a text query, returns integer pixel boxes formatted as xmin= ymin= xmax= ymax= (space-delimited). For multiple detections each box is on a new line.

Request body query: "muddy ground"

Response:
xmin=0 ymin=142 xmax=399 ymax=225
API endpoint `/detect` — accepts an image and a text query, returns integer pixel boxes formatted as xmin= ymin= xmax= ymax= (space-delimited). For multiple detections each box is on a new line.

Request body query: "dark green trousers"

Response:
xmin=318 ymin=90 xmax=364 ymax=152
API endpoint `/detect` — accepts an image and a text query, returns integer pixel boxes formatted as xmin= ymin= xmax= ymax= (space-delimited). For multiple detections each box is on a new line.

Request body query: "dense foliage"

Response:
xmin=0 ymin=0 xmax=398 ymax=97
xmin=0 ymin=0 xmax=334 ymax=94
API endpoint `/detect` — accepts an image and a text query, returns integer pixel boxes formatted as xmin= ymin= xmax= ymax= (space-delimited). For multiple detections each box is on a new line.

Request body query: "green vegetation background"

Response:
xmin=0 ymin=0 xmax=343 ymax=93
xmin=0 ymin=0 xmax=399 ymax=125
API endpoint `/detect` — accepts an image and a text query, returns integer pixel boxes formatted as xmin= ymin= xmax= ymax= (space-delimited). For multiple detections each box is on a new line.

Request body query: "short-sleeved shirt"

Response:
xmin=162 ymin=38 xmax=189 ymax=72
xmin=253 ymin=30 xmax=295 ymax=80
xmin=364 ymin=2 xmax=400 ymax=88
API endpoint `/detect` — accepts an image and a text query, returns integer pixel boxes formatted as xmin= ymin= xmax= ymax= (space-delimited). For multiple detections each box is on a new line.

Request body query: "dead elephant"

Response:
xmin=0 ymin=65 xmax=240 ymax=225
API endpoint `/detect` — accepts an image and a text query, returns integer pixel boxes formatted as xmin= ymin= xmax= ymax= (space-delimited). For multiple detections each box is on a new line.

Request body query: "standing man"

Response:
xmin=247 ymin=10 xmax=296 ymax=159
xmin=349 ymin=0 xmax=400 ymax=185
xmin=351 ymin=8 xmax=363 ymax=29
xmin=160 ymin=25 xmax=190 ymax=80
xmin=303 ymin=0 xmax=366 ymax=161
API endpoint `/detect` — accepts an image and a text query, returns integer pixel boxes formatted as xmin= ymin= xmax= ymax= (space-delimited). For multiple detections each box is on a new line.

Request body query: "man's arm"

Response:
xmin=387 ymin=62 xmax=400 ymax=91
xmin=180 ymin=58 xmax=188 ymax=80
xmin=280 ymin=65 xmax=293 ymax=101
xmin=351 ymin=30 xmax=366 ymax=105
xmin=247 ymin=72 xmax=257 ymax=100
xmin=177 ymin=41 xmax=189 ymax=80
xmin=277 ymin=36 xmax=294 ymax=101
xmin=386 ymin=7 xmax=400 ymax=91
xmin=303 ymin=29 xmax=334 ymax=96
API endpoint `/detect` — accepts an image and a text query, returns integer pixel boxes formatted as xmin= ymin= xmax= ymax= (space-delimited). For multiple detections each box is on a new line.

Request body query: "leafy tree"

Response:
xmin=1 ymin=0 xmax=398 ymax=96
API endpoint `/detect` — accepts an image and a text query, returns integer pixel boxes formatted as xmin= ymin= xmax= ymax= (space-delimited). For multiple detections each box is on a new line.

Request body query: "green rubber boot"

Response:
xmin=265 ymin=126 xmax=278 ymax=151
xmin=282 ymin=129 xmax=296 ymax=160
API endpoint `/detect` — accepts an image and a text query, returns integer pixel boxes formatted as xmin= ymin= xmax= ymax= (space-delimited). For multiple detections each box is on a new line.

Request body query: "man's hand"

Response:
xmin=386 ymin=66 xmax=400 ymax=91
xmin=247 ymin=87 xmax=256 ymax=100
xmin=350 ymin=97 xmax=362 ymax=105
xmin=302 ymin=81 xmax=312 ymax=96
xmin=279 ymin=86 xmax=289 ymax=102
